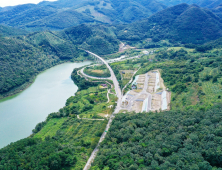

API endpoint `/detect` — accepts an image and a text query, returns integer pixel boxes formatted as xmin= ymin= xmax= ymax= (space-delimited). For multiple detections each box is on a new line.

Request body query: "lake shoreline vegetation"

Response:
xmin=0 ymin=59 xmax=91 ymax=101
xmin=1 ymin=1 xmax=222 ymax=169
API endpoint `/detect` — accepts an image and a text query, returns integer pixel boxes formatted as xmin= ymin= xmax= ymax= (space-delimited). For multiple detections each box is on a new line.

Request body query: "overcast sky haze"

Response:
xmin=0 ymin=0 xmax=57 ymax=7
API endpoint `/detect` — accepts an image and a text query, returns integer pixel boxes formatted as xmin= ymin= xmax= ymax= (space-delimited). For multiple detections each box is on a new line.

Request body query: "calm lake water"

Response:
xmin=0 ymin=61 xmax=91 ymax=148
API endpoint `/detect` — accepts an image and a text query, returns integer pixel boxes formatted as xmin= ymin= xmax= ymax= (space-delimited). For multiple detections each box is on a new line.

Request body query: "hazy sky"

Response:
xmin=0 ymin=0 xmax=57 ymax=7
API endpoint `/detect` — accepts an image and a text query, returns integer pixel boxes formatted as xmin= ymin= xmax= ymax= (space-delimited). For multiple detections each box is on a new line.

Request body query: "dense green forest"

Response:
xmin=156 ymin=0 xmax=222 ymax=8
xmin=0 ymin=36 xmax=61 ymax=98
xmin=0 ymin=138 xmax=77 ymax=169
xmin=0 ymin=31 xmax=89 ymax=99
xmin=117 ymin=3 xmax=222 ymax=44
xmin=0 ymin=118 xmax=108 ymax=170
xmin=92 ymin=105 xmax=222 ymax=170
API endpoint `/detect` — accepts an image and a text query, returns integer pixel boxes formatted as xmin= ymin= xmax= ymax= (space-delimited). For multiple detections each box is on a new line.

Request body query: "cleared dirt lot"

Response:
xmin=121 ymin=69 xmax=171 ymax=113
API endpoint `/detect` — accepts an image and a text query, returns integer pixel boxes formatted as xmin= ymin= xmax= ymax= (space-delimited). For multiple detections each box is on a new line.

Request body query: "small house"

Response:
xmin=132 ymin=85 xmax=137 ymax=89
xmin=101 ymin=84 xmax=107 ymax=88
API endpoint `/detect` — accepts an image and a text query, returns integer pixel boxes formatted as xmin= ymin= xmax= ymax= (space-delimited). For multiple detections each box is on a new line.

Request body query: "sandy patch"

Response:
xmin=91 ymin=70 xmax=104 ymax=74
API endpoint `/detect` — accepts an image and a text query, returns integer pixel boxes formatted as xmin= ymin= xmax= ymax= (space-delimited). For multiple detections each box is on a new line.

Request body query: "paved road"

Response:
xmin=80 ymin=67 xmax=111 ymax=80
xmin=83 ymin=50 xmax=122 ymax=170
xmin=86 ymin=50 xmax=122 ymax=100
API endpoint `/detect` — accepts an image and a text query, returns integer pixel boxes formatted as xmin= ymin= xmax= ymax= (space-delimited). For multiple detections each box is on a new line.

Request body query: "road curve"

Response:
xmin=80 ymin=67 xmax=111 ymax=80
xmin=83 ymin=50 xmax=123 ymax=170
xmin=86 ymin=50 xmax=122 ymax=99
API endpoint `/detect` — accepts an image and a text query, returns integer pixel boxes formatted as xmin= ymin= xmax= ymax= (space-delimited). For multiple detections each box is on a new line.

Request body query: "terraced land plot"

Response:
xmin=121 ymin=70 xmax=171 ymax=113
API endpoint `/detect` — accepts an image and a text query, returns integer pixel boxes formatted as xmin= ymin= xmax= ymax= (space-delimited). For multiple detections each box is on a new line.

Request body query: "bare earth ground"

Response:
xmin=121 ymin=69 xmax=171 ymax=112
xmin=119 ymin=42 xmax=136 ymax=52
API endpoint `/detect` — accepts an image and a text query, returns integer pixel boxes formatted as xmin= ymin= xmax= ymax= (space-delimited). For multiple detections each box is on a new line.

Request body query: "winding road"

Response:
xmin=83 ymin=50 xmax=122 ymax=170
xmin=80 ymin=67 xmax=112 ymax=80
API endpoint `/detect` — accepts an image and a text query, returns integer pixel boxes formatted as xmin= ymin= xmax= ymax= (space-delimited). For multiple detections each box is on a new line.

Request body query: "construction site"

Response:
xmin=121 ymin=70 xmax=171 ymax=113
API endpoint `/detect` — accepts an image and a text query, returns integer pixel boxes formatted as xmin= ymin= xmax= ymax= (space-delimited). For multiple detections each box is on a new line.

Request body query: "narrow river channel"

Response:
xmin=0 ymin=61 xmax=91 ymax=148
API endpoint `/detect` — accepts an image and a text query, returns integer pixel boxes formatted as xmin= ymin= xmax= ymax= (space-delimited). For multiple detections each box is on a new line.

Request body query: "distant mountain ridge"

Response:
xmin=212 ymin=3 xmax=222 ymax=18
xmin=117 ymin=3 xmax=222 ymax=44
xmin=0 ymin=0 xmax=166 ymax=31
xmin=156 ymin=0 xmax=222 ymax=8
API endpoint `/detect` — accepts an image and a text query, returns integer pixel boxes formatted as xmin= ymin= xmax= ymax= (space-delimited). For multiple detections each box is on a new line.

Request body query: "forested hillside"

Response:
xmin=92 ymin=106 xmax=222 ymax=170
xmin=117 ymin=3 xmax=222 ymax=44
xmin=156 ymin=0 xmax=222 ymax=8
xmin=0 ymin=25 xmax=27 ymax=36
xmin=0 ymin=0 xmax=221 ymax=32
xmin=0 ymin=22 xmax=121 ymax=99
xmin=0 ymin=36 xmax=61 ymax=98
xmin=0 ymin=0 xmax=166 ymax=31
xmin=0 ymin=27 xmax=87 ymax=99
xmin=212 ymin=3 xmax=222 ymax=18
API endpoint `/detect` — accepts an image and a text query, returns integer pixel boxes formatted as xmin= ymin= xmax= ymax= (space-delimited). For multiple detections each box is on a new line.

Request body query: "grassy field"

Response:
xmin=73 ymin=86 xmax=116 ymax=119
xmin=34 ymin=118 xmax=67 ymax=139
xmin=34 ymin=117 xmax=107 ymax=170
xmin=84 ymin=65 xmax=111 ymax=78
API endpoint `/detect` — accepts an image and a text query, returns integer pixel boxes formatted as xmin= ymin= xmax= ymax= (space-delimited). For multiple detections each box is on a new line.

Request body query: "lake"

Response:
xmin=0 ymin=61 xmax=90 ymax=148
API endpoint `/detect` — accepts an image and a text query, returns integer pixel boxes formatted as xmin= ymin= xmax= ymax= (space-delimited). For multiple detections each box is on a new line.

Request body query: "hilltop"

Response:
xmin=117 ymin=3 xmax=222 ymax=44
xmin=212 ymin=3 xmax=222 ymax=18
xmin=156 ymin=0 xmax=222 ymax=8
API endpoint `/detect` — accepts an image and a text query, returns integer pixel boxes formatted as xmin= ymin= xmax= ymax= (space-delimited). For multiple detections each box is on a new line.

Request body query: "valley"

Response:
xmin=1 ymin=0 xmax=222 ymax=169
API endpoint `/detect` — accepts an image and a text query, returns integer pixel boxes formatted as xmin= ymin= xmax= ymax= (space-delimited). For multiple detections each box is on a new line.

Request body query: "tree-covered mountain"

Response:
xmin=0 ymin=0 xmax=166 ymax=31
xmin=0 ymin=25 xmax=28 ymax=36
xmin=155 ymin=0 xmax=222 ymax=19
xmin=0 ymin=24 xmax=119 ymax=98
xmin=117 ymin=3 xmax=222 ymax=44
xmin=156 ymin=0 xmax=222 ymax=8
xmin=212 ymin=3 xmax=222 ymax=18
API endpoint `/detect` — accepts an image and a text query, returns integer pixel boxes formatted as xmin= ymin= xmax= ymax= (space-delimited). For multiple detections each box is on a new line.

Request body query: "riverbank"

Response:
xmin=0 ymin=59 xmax=90 ymax=101
xmin=0 ymin=61 xmax=91 ymax=148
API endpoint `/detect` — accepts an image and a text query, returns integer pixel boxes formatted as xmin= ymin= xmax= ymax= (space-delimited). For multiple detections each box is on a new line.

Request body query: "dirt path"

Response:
xmin=77 ymin=115 xmax=105 ymax=121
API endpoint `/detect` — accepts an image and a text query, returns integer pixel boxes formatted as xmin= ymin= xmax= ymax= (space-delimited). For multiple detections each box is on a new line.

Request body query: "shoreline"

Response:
xmin=0 ymin=61 xmax=91 ymax=148
xmin=0 ymin=59 xmax=90 ymax=102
